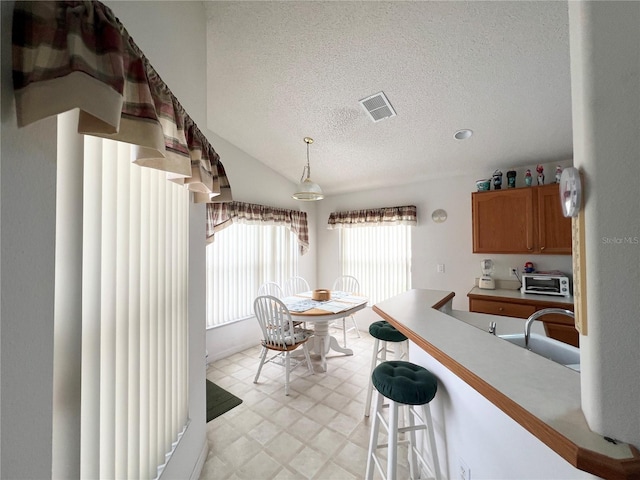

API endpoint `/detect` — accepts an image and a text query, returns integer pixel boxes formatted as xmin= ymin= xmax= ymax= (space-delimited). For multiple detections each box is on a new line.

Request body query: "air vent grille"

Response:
xmin=359 ymin=91 xmax=396 ymax=122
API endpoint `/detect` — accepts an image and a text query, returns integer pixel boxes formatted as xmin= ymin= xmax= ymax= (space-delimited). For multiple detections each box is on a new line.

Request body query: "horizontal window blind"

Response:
xmin=206 ymin=223 xmax=298 ymax=327
xmin=340 ymin=225 xmax=412 ymax=305
xmin=54 ymin=112 xmax=189 ymax=480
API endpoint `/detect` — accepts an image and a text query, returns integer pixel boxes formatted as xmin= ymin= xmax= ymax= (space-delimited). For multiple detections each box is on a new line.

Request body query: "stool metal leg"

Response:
xmin=422 ymin=403 xmax=442 ymax=480
xmin=364 ymin=338 xmax=384 ymax=417
xmin=365 ymin=389 xmax=384 ymax=480
xmin=387 ymin=399 xmax=399 ymax=480
xmin=407 ymin=405 xmax=419 ymax=479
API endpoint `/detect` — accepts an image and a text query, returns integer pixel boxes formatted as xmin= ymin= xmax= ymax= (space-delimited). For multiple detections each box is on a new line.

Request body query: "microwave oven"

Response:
xmin=521 ymin=274 xmax=571 ymax=297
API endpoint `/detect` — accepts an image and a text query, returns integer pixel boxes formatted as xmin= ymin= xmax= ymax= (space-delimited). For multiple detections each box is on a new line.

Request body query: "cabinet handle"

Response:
xmin=498 ymin=307 xmax=504 ymax=311
xmin=540 ymin=246 xmax=546 ymax=251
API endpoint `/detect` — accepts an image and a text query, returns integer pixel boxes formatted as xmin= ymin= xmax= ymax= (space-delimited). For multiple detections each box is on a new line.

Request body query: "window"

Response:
xmin=206 ymin=223 xmax=299 ymax=327
xmin=53 ymin=113 xmax=189 ymax=479
xmin=340 ymin=225 xmax=412 ymax=304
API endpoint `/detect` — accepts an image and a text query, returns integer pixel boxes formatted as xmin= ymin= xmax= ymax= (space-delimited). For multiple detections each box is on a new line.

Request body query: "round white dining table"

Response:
xmin=289 ymin=293 xmax=368 ymax=372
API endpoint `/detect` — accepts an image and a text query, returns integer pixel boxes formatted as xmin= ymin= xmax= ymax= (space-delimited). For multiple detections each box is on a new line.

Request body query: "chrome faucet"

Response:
xmin=488 ymin=321 xmax=497 ymax=335
xmin=524 ymin=308 xmax=574 ymax=347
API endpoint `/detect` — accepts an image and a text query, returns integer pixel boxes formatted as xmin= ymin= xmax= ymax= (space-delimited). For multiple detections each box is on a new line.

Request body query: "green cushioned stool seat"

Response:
xmin=369 ymin=320 xmax=407 ymax=343
xmin=372 ymin=360 xmax=438 ymax=406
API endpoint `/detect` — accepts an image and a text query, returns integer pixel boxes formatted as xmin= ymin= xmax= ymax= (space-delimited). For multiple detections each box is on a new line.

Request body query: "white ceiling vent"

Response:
xmin=359 ymin=91 xmax=396 ymax=122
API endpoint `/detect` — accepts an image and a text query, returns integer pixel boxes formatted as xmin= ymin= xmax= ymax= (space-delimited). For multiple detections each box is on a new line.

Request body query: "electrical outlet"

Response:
xmin=437 ymin=263 xmax=445 ymax=273
xmin=509 ymin=267 xmax=518 ymax=277
xmin=459 ymin=457 xmax=471 ymax=480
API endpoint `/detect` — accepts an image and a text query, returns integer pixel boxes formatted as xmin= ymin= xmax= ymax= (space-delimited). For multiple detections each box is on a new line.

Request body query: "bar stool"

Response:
xmin=364 ymin=320 xmax=408 ymax=417
xmin=365 ymin=361 xmax=442 ymax=480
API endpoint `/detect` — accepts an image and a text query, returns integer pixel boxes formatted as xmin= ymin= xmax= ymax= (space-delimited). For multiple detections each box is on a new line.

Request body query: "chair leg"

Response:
xmin=284 ymin=351 xmax=291 ymax=396
xmin=364 ymin=338 xmax=381 ymax=417
xmin=254 ymin=345 xmax=267 ymax=384
xmin=351 ymin=315 xmax=361 ymax=338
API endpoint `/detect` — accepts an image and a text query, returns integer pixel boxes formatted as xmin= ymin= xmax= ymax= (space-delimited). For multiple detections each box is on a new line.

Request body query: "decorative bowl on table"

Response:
xmin=312 ymin=289 xmax=331 ymax=301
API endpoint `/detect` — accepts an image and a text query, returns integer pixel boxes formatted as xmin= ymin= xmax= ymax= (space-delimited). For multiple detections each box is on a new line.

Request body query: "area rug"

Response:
xmin=206 ymin=379 xmax=243 ymax=422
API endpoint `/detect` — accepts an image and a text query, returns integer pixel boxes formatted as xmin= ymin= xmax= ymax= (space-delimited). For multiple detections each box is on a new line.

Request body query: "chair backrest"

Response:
xmin=254 ymin=295 xmax=297 ymax=348
xmin=258 ymin=281 xmax=284 ymax=298
xmin=332 ymin=275 xmax=360 ymax=294
xmin=284 ymin=276 xmax=310 ymax=297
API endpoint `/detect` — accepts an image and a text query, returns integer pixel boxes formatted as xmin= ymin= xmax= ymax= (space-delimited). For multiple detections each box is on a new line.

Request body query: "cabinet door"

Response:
xmin=536 ymin=184 xmax=572 ymax=254
xmin=472 ymin=189 xmax=534 ymax=253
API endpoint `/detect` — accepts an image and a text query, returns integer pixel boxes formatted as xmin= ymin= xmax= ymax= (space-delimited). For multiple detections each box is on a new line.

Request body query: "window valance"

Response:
xmin=207 ymin=202 xmax=310 ymax=255
xmin=327 ymin=205 xmax=417 ymax=229
xmin=12 ymin=0 xmax=231 ymax=203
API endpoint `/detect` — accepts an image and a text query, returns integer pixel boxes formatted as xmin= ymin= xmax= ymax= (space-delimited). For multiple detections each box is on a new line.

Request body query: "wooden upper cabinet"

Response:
xmin=536 ymin=184 xmax=572 ymax=254
xmin=472 ymin=184 xmax=572 ymax=255
xmin=472 ymin=188 xmax=535 ymax=253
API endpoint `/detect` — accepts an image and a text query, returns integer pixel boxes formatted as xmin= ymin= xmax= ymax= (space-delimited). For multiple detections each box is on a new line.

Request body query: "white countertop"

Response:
xmin=373 ymin=289 xmax=639 ymax=477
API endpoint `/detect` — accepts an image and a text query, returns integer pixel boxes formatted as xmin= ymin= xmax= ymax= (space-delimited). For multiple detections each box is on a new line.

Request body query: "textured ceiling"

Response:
xmin=205 ymin=1 xmax=573 ymax=196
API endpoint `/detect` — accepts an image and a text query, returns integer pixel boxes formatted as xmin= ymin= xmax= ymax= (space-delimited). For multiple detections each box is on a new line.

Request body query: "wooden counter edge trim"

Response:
xmin=431 ymin=292 xmax=456 ymax=311
xmin=372 ymin=304 xmax=640 ymax=480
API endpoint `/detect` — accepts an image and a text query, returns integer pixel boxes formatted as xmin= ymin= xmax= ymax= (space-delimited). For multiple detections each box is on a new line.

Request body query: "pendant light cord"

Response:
xmin=300 ymin=137 xmax=313 ymax=182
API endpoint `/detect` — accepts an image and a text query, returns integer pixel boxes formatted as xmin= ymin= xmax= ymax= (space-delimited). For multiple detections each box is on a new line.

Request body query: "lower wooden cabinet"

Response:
xmin=468 ymin=292 xmax=578 ymax=347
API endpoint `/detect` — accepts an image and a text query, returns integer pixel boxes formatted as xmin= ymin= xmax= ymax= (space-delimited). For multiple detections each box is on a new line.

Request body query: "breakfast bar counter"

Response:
xmin=373 ymin=289 xmax=640 ymax=480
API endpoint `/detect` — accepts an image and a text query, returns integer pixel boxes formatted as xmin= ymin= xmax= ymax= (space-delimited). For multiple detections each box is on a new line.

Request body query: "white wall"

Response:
xmin=1 ymin=3 xmax=57 ymax=478
xmin=569 ymin=1 xmax=640 ymax=447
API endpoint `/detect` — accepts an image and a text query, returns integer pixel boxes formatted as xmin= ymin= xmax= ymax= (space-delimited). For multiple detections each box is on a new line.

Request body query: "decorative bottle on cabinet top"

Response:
xmin=492 ymin=169 xmax=503 ymax=190
xmin=536 ymin=164 xmax=545 ymax=185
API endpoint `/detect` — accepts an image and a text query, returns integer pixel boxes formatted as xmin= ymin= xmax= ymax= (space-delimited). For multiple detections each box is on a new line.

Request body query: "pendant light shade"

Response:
xmin=292 ymin=137 xmax=324 ymax=201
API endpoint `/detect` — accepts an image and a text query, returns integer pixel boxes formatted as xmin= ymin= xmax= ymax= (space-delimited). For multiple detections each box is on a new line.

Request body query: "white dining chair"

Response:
xmin=283 ymin=276 xmax=312 ymax=330
xmin=283 ymin=276 xmax=310 ymax=297
xmin=258 ymin=281 xmax=284 ymax=298
xmin=332 ymin=275 xmax=362 ymax=347
xmin=253 ymin=295 xmax=314 ymax=395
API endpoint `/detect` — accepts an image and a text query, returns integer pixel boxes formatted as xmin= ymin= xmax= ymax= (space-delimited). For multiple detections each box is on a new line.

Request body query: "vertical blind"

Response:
xmin=54 ymin=113 xmax=189 ymax=479
xmin=340 ymin=225 xmax=412 ymax=305
xmin=206 ymin=223 xmax=299 ymax=327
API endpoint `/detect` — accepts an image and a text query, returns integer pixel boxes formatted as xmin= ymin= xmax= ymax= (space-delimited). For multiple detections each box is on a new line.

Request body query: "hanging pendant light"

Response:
xmin=292 ymin=137 xmax=324 ymax=201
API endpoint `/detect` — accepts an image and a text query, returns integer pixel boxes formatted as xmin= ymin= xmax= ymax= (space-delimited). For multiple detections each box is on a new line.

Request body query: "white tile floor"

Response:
xmin=200 ymin=330 xmax=411 ymax=480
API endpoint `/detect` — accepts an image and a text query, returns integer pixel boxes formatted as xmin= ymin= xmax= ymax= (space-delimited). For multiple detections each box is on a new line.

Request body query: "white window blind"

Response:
xmin=340 ymin=225 xmax=412 ymax=304
xmin=206 ymin=223 xmax=299 ymax=327
xmin=53 ymin=112 xmax=189 ymax=480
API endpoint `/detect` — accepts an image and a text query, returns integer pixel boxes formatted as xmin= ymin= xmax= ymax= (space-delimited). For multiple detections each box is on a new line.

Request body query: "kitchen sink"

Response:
xmin=499 ymin=333 xmax=580 ymax=372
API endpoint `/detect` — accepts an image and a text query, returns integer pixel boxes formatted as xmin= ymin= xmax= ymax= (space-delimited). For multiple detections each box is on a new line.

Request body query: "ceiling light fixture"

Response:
xmin=454 ymin=129 xmax=473 ymax=140
xmin=292 ymin=137 xmax=324 ymax=201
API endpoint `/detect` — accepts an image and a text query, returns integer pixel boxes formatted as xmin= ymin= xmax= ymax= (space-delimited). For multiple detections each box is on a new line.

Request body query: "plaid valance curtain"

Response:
xmin=207 ymin=202 xmax=310 ymax=255
xmin=327 ymin=205 xmax=417 ymax=229
xmin=12 ymin=0 xmax=231 ymax=203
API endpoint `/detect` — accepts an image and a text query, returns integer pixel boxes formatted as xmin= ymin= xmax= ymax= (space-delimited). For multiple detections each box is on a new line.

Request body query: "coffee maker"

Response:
xmin=479 ymin=259 xmax=496 ymax=290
